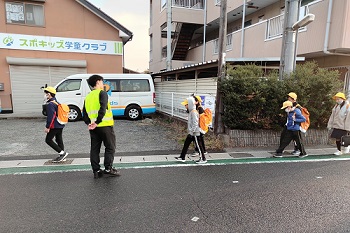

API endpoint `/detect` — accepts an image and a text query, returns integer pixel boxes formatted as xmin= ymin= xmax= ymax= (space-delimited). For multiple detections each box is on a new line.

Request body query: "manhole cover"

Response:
xmin=229 ymin=153 xmax=254 ymax=158
xmin=44 ymin=159 xmax=74 ymax=165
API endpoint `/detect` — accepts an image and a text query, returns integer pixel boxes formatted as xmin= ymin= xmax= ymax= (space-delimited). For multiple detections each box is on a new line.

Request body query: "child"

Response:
xmin=175 ymin=97 xmax=207 ymax=164
xmin=191 ymin=95 xmax=208 ymax=156
xmin=274 ymin=100 xmax=307 ymax=158
xmin=43 ymin=86 xmax=69 ymax=162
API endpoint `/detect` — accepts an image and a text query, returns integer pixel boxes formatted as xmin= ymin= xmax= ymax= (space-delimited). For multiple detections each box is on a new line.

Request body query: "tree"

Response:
xmin=220 ymin=62 xmax=341 ymax=130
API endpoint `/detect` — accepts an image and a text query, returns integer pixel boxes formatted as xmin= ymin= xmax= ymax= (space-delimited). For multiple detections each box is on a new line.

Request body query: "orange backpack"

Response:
xmin=53 ymin=101 xmax=70 ymax=125
xmin=199 ymin=108 xmax=213 ymax=134
xmin=299 ymin=107 xmax=310 ymax=133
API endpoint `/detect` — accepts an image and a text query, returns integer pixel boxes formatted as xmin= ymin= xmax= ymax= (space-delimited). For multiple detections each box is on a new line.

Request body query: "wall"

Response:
xmin=228 ymin=129 xmax=330 ymax=147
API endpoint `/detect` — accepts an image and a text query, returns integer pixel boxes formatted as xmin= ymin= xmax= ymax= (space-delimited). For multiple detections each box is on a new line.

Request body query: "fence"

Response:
xmin=228 ymin=129 xmax=330 ymax=147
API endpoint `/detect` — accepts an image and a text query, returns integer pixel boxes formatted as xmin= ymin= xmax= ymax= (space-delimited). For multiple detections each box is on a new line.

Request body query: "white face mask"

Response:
xmin=336 ymin=99 xmax=344 ymax=105
xmin=285 ymin=108 xmax=290 ymax=113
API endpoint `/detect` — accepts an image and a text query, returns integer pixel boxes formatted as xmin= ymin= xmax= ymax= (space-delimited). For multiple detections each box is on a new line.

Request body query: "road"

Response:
xmin=1 ymin=160 xmax=350 ymax=233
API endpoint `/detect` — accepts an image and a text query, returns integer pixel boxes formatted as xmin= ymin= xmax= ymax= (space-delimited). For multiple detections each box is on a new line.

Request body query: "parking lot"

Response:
xmin=0 ymin=117 xmax=180 ymax=159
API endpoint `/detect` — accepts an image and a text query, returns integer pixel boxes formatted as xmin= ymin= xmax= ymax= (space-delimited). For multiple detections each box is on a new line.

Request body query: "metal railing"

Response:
xmin=172 ymin=0 xmax=204 ymax=9
xmin=266 ymin=14 xmax=284 ymax=39
xmin=156 ymin=91 xmax=216 ymax=120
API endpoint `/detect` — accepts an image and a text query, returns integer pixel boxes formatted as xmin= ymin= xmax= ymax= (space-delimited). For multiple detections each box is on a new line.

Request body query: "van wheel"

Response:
xmin=125 ymin=105 xmax=141 ymax=120
xmin=68 ymin=106 xmax=82 ymax=122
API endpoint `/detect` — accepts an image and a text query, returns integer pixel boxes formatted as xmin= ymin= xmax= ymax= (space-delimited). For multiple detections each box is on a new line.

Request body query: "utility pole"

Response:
xmin=214 ymin=0 xmax=227 ymax=135
xmin=166 ymin=0 xmax=172 ymax=71
xmin=279 ymin=0 xmax=300 ymax=80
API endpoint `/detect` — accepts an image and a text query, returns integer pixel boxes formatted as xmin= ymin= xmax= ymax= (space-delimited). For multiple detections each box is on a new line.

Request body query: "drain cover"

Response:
xmin=44 ymin=159 xmax=74 ymax=165
xmin=229 ymin=153 xmax=254 ymax=158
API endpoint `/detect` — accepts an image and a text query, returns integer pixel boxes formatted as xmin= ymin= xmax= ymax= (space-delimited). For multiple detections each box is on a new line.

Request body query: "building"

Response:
xmin=0 ymin=0 xmax=133 ymax=113
xmin=149 ymin=0 xmax=350 ymax=119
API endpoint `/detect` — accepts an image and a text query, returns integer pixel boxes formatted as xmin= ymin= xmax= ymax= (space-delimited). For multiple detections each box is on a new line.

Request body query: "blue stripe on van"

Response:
xmin=142 ymin=107 xmax=156 ymax=114
xmin=111 ymin=107 xmax=156 ymax=116
xmin=112 ymin=109 xmax=125 ymax=116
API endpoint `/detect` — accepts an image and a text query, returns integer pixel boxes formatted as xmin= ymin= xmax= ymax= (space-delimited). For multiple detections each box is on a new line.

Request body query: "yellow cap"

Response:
xmin=333 ymin=92 xmax=346 ymax=100
xmin=288 ymin=92 xmax=297 ymax=100
xmin=195 ymin=96 xmax=202 ymax=102
xmin=43 ymin=86 xmax=56 ymax=95
xmin=281 ymin=100 xmax=293 ymax=109
xmin=181 ymin=99 xmax=188 ymax=106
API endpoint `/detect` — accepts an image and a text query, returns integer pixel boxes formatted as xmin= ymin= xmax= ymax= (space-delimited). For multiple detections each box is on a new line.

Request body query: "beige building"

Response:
xmin=149 ymin=0 xmax=350 ymax=84
xmin=0 ymin=0 xmax=132 ymax=113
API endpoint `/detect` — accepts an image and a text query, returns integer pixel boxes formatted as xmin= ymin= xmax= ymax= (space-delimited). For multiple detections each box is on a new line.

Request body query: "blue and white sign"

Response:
xmin=0 ymin=33 xmax=123 ymax=55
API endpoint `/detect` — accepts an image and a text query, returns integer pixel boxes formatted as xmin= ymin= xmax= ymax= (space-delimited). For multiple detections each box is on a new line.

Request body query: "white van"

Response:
xmin=42 ymin=73 xmax=156 ymax=121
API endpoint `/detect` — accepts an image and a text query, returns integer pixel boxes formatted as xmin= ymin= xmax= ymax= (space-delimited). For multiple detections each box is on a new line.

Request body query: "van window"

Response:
xmin=120 ymin=79 xmax=150 ymax=92
xmin=56 ymin=79 xmax=81 ymax=92
xmin=104 ymin=80 xmax=118 ymax=92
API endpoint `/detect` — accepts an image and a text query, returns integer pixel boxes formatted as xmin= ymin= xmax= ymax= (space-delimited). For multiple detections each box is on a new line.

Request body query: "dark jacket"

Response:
xmin=46 ymin=97 xmax=65 ymax=129
xmin=82 ymin=90 xmax=109 ymax=125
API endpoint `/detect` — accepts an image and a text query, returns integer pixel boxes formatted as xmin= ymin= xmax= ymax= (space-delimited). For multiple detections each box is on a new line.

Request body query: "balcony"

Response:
xmin=171 ymin=0 xmax=204 ymax=9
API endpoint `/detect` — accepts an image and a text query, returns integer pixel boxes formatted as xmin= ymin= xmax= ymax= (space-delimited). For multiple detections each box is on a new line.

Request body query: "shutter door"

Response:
xmin=10 ymin=65 xmax=86 ymax=113
xmin=10 ymin=65 xmax=50 ymax=113
xmin=50 ymin=67 xmax=86 ymax=87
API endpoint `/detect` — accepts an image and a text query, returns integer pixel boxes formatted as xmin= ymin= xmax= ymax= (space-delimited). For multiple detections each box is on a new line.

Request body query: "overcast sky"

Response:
xmin=89 ymin=0 xmax=150 ymax=72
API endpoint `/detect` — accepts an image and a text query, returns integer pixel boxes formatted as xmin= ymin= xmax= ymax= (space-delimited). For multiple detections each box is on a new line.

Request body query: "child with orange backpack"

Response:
xmin=191 ymin=95 xmax=209 ymax=157
xmin=175 ymin=97 xmax=207 ymax=164
xmin=43 ymin=86 xmax=69 ymax=162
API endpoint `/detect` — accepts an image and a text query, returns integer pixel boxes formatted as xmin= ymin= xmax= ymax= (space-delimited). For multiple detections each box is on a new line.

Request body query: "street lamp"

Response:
xmin=292 ymin=13 xmax=315 ymax=30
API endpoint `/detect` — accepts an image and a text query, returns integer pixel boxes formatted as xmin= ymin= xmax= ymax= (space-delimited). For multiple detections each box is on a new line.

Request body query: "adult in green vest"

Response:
xmin=82 ymin=74 xmax=120 ymax=178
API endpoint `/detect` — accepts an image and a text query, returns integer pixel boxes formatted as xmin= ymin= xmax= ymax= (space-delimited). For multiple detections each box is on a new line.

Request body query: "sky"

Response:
xmin=89 ymin=0 xmax=150 ymax=72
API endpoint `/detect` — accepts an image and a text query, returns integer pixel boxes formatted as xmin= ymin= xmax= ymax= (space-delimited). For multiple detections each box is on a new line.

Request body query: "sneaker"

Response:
xmin=204 ymin=152 xmax=208 ymax=155
xmin=93 ymin=169 xmax=104 ymax=179
xmin=104 ymin=167 xmax=121 ymax=177
xmin=56 ymin=152 xmax=68 ymax=162
xmin=51 ymin=155 xmax=66 ymax=163
xmin=273 ymin=154 xmax=283 ymax=158
xmin=191 ymin=152 xmax=199 ymax=157
xmin=196 ymin=159 xmax=207 ymax=164
xmin=292 ymin=150 xmax=300 ymax=156
xmin=343 ymin=146 xmax=350 ymax=154
xmin=175 ymin=156 xmax=186 ymax=162
xmin=334 ymin=150 xmax=343 ymax=156
xmin=299 ymin=154 xmax=308 ymax=158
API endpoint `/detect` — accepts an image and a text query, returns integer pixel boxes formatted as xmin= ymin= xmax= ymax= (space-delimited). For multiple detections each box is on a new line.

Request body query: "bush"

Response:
xmin=220 ymin=61 xmax=341 ymax=130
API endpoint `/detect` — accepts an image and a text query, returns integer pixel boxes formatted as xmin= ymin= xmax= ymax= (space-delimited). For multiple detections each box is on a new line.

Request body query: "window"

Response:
xmin=226 ymin=34 xmax=232 ymax=51
xmin=120 ymin=79 xmax=150 ymax=92
xmin=5 ymin=2 xmax=44 ymax=26
xmin=213 ymin=39 xmax=219 ymax=54
xmin=104 ymin=80 xmax=118 ymax=92
xmin=56 ymin=79 xmax=81 ymax=92
xmin=161 ymin=0 xmax=166 ymax=9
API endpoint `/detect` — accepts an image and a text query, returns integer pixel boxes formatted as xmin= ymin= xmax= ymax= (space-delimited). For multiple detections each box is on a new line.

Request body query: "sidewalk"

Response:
xmin=0 ymin=147 xmax=342 ymax=170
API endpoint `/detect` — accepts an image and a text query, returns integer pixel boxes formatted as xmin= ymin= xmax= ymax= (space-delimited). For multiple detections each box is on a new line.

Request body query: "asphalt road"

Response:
xmin=0 ymin=118 xmax=180 ymax=159
xmin=1 ymin=160 xmax=350 ymax=232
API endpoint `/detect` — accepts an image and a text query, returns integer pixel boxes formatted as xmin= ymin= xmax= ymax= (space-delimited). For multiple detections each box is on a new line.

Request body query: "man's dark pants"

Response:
xmin=89 ymin=126 xmax=116 ymax=172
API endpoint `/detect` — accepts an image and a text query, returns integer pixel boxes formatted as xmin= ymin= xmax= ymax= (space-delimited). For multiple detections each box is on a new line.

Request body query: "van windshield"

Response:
xmin=56 ymin=79 xmax=81 ymax=92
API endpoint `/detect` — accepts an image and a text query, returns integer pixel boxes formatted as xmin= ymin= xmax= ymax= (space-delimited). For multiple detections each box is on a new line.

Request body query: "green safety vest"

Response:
xmin=85 ymin=89 xmax=114 ymax=127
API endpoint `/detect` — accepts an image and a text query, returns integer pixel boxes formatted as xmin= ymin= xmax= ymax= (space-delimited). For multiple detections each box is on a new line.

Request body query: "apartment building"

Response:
xmin=149 ymin=0 xmax=350 ymax=119
xmin=150 ymin=0 xmax=350 ymax=78
xmin=0 ymin=0 xmax=133 ymax=113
